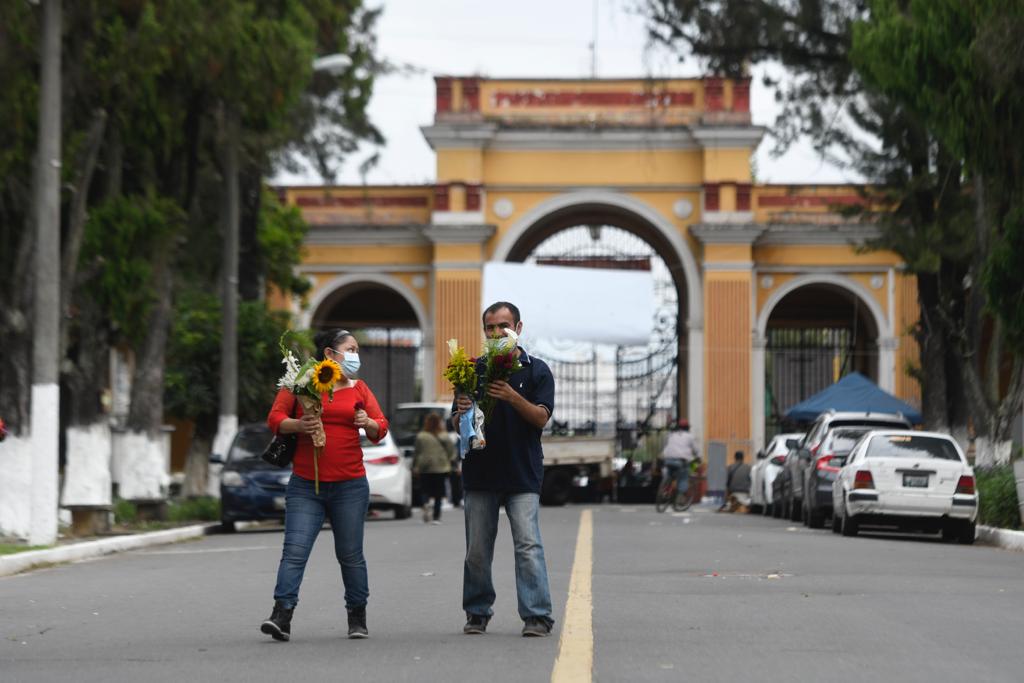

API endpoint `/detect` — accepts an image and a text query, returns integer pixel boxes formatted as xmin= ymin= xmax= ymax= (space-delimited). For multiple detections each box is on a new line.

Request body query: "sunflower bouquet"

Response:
xmin=478 ymin=328 xmax=523 ymax=423
xmin=445 ymin=338 xmax=483 ymax=455
xmin=275 ymin=330 xmax=344 ymax=492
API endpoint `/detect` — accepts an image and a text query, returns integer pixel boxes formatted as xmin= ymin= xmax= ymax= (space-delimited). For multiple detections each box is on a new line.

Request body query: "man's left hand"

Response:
xmin=485 ymin=380 xmax=519 ymax=405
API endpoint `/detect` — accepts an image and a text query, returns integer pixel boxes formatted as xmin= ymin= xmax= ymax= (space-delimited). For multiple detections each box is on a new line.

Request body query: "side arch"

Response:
xmin=299 ymin=273 xmax=434 ymax=399
xmin=752 ymin=273 xmax=898 ymax=449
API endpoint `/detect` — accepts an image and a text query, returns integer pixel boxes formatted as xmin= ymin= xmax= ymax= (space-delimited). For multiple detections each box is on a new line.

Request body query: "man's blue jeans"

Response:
xmin=273 ymin=475 xmax=369 ymax=610
xmin=664 ymin=460 xmax=689 ymax=493
xmin=463 ymin=490 xmax=553 ymax=622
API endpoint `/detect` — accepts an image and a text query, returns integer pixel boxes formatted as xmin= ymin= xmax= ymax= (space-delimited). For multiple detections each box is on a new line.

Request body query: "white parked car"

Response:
xmin=831 ymin=430 xmax=977 ymax=543
xmin=750 ymin=432 xmax=803 ymax=515
xmin=362 ymin=429 xmax=412 ymax=519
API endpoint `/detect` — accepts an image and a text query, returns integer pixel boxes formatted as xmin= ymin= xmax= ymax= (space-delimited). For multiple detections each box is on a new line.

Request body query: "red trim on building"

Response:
xmin=434 ymin=184 xmax=450 ymax=211
xmin=732 ymin=78 xmax=751 ymax=112
xmin=757 ymin=194 xmax=864 ymax=208
xmin=736 ymin=183 xmax=752 ymax=211
xmin=491 ymin=90 xmax=695 ymax=107
xmin=465 ymin=184 xmax=482 ymax=211
xmin=293 ymin=195 xmax=429 ymax=208
xmin=435 ymin=77 xmax=453 ymax=114
xmin=704 ymin=183 xmax=721 ymax=212
xmin=462 ymin=78 xmax=481 ymax=111
xmin=704 ymin=78 xmax=725 ymax=112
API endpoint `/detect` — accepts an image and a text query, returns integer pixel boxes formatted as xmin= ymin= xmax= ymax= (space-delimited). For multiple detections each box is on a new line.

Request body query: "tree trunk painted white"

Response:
xmin=1013 ymin=460 xmax=1024 ymax=528
xmin=30 ymin=384 xmax=60 ymax=546
xmin=974 ymin=437 xmax=1013 ymax=468
xmin=60 ymin=423 xmax=112 ymax=507
xmin=0 ymin=434 xmax=34 ymax=539
xmin=115 ymin=431 xmax=171 ymax=501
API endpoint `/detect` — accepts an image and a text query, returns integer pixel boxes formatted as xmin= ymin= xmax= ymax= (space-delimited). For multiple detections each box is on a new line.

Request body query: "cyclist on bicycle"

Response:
xmin=661 ymin=418 xmax=698 ymax=495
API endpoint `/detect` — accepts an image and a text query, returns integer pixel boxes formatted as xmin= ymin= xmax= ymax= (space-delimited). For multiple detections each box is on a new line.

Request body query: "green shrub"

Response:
xmin=113 ymin=499 xmax=138 ymax=524
xmin=976 ymin=465 xmax=1021 ymax=530
xmin=167 ymin=497 xmax=221 ymax=522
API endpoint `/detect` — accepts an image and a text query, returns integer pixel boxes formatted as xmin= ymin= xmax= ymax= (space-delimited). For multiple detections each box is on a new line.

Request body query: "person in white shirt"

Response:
xmin=661 ymin=418 xmax=699 ymax=495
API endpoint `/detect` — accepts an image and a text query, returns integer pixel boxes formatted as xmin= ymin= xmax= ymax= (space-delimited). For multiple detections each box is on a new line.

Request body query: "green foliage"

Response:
xmin=113 ymin=499 xmax=138 ymax=525
xmin=258 ymin=188 xmax=311 ymax=297
xmin=79 ymin=195 xmax=185 ymax=345
xmin=164 ymin=288 xmax=299 ymax=427
xmin=167 ymin=497 xmax=220 ymax=522
xmin=976 ymin=465 xmax=1021 ymax=530
xmin=0 ymin=544 xmax=51 ymax=556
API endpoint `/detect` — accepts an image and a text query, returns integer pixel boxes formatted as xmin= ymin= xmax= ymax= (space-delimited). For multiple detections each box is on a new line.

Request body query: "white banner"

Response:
xmin=482 ymin=262 xmax=654 ymax=346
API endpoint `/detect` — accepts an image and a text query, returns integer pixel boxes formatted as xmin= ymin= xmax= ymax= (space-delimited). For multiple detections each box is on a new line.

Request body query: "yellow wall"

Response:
xmin=481 ymin=149 xmax=705 ymax=186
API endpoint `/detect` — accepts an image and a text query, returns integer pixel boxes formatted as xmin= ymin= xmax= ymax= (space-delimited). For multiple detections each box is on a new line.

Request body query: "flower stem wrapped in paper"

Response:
xmin=275 ymin=331 xmax=343 ymax=493
xmin=444 ymin=338 xmax=484 ymax=456
xmin=478 ymin=328 xmax=523 ymax=424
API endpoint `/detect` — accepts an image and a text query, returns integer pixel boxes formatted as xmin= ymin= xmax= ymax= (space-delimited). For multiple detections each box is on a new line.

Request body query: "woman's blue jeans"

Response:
xmin=463 ymin=490 xmax=553 ymax=621
xmin=273 ymin=475 xmax=369 ymax=610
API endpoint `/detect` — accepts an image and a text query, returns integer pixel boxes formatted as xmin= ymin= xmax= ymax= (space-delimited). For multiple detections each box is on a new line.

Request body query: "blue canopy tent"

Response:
xmin=784 ymin=372 xmax=922 ymax=424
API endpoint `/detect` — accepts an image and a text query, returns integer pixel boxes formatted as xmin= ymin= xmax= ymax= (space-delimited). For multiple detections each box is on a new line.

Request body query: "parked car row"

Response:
xmin=752 ymin=410 xmax=978 ymax=544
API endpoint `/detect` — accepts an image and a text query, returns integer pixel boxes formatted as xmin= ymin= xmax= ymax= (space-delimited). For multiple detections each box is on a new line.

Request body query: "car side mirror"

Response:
xmin=209 ymin=452 xmax=225 ymax=465
xmin=756 ymin=450 xmax=766 ymax=460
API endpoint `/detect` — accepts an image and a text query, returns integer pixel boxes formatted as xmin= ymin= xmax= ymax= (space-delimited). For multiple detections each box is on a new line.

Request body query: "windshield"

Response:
xmin=228 ymin=426 xmax=273 ymax=462
xmin=865 ymin=435 xmax=962 ymax=461
xmin=391 ymin=407 xmax=448 ymax=447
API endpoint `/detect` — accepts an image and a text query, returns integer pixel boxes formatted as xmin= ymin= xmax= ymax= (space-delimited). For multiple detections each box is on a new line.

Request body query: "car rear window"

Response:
xmin=391 ymin=408 xmax=448 ymax=447
xmin=229 ymin=427 xmax=272 ymax=462
xmin=827 ymin=428 xmax=871 ymax=454
xmin=865 ymin=435 xmax=962 ymax=461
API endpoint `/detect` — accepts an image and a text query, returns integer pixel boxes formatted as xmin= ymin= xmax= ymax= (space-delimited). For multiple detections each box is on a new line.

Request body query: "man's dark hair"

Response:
xmin=734 ymin=451 xmax=744 ymax=462
xmin=482 ymin=301 xmax=520 ymax=326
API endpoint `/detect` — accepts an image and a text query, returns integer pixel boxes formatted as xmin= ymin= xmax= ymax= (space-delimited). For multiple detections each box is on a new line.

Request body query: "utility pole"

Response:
xmin=30 ymin=0 xmax=62 ymax=546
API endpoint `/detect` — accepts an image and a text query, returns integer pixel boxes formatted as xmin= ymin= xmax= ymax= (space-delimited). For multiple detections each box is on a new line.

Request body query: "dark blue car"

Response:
xmin=212 ymin=423 xmax=291 ymax=532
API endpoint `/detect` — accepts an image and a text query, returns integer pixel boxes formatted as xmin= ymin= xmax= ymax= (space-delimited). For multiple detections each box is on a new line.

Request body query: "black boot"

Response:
xmin=347 ymin=606 xmax=368 ymax=639
xmin=260 ymin=602 xmax=293 ymax=641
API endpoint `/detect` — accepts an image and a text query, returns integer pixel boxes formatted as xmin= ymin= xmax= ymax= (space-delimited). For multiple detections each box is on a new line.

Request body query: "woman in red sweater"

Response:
xmin=260 ymin=328 xmax=389 ymax=642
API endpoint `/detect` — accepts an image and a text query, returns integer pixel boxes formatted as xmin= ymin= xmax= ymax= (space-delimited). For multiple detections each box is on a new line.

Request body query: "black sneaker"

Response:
xmin=521 ymin=616 xmax=553 ymax=637
xmin=260 ymin=602 xmax=293 ymax=642
xmin=463 ymin=613 xmax=490 ymax=634
xmin=347 ymin=606 xmax=368 ymax=639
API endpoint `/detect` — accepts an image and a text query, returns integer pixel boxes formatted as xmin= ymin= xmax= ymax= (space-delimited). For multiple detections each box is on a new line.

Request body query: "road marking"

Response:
xmin=551 ymin=508 xmax=593 ymax=683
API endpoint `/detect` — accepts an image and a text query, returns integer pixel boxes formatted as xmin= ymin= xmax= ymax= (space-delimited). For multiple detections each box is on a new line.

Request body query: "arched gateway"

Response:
xmin=279 ymin=76 xmax=922 ymax=457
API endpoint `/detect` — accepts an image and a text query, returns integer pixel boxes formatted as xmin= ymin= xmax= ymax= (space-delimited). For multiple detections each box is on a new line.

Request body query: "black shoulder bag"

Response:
xmin=262 ymin=395 xmax=298 ymax=468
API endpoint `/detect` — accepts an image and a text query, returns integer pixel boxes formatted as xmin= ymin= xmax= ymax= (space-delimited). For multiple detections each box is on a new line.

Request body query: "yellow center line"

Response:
xmin=551 ymin=508 xmax=593 ymax=683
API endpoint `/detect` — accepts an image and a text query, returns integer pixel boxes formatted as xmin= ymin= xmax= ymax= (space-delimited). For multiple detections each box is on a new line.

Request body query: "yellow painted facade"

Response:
xmin=278 ymin=76 xmax=921 ymax=457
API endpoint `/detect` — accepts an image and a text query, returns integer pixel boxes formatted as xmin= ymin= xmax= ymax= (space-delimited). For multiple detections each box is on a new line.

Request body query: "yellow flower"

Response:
xmin=312 ymin=358 xmax=343 ymax=393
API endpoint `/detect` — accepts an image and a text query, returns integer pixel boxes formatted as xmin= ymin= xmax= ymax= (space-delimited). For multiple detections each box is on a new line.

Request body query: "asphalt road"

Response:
xmin=2 ymin=503 xmax=1023 ymax=682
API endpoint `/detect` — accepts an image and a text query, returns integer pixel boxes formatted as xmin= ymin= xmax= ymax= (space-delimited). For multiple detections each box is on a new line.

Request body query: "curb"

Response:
xmin=977 ymin=525 xmax=1024 ymax=552
xmin=0 ymin=523 xmax=221 ymax=578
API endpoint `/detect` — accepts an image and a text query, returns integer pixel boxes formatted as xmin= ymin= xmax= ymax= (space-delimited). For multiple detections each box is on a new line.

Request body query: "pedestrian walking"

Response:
xmin=412 ymin=412 xmax=454 ymax=524
xmin=453 ymin=301 xmax=556 ymax=637
xmin=260 ymin=328 xmax=389 ymax=642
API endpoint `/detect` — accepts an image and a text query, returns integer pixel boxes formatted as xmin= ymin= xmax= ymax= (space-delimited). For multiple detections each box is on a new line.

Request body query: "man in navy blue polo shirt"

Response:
xmin=453 ymin=301 xmax=556 ymax=638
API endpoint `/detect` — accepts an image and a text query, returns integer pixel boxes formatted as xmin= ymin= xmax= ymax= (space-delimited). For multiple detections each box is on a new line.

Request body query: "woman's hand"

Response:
xmin=454 ymin=394 xmax=473 ymax=415
xmin=284 ymin=415 xmax=319 ymax=436
xmin=354 ymin=409 xmax=380 ymax=439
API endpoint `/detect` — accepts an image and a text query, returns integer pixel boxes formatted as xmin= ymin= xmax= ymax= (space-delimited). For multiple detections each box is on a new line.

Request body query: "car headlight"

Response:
xmin=221 ymin=470 xmax=246 ymax=488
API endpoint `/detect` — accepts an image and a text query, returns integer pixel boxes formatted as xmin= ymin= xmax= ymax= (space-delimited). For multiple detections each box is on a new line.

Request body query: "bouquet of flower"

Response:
xmin=445 ymin=338 xmax=484 ymax=455
xmin=478 ymin=328 xmax=523 ymax=423
xmin=276 ymin=330 xmax=343 ymax=492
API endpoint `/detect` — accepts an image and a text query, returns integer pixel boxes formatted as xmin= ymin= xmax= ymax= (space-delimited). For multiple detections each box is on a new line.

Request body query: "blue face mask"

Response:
xmin=340 ymin=352 xmax=361 ymax=377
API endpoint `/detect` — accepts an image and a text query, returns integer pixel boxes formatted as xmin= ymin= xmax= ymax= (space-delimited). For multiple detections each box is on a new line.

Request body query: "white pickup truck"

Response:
xmin=392 ymin=403 xmax=616 ymax=506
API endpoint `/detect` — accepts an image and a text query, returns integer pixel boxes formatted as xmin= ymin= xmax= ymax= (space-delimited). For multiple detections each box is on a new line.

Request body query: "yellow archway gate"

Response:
xmin=279 ymin=75 xmax=921 ymax=458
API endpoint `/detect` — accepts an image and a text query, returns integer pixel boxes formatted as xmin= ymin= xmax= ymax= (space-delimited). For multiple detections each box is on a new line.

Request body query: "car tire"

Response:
xmin=789 ymin=498 xmax=802 ymax=523
xmin=220 ymin=519 xmax=236 ymax=533
xmin=806 ymin=500 xmax=825 ymax=529
xmin=763 ymin=501 xmax=772 ymax=517
xmin=394 ymin=504 xmax=412 ymax=520
xmin=831 ymin=511 xmax=842 ymax=534
xmin=958 ymin=521 xmax=977 ymax=545
xmin=773 ymin=497 xmax=783 ymax=518
xmin=841 ymin=505 xmax=859 ymax=537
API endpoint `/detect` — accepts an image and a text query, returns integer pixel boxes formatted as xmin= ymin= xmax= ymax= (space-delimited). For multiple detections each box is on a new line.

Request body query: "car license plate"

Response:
xmin=903 ymin=473 xmax=928 ymax=488
xmin=273 ymin=496 xmax=286 ymax=510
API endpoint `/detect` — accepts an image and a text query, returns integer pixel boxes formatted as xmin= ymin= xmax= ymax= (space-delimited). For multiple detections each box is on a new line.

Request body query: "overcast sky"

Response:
xmin=275 ymin=0 xmax=859 ymax=187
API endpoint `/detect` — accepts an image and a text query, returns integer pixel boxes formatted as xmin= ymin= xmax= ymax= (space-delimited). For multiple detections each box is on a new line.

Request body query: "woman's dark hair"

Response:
xmin=314 ymin=328 xmax=353 ymax=361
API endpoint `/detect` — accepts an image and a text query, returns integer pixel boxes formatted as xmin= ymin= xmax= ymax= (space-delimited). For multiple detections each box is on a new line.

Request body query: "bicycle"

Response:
xmin=655 ymin=461 xmax=701 ymax=513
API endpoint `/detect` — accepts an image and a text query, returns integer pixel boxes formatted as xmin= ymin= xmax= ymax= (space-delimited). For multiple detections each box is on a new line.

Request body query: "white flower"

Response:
xmin=447 ymin=338 xmax=459 ymax=356
xmin=276 ymin=351 xmax=301 ymax=389
xmin=500 ymin=327 xmax=518 ymax=350
xmin=297 ymin=367 xmax=314 ymax=388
